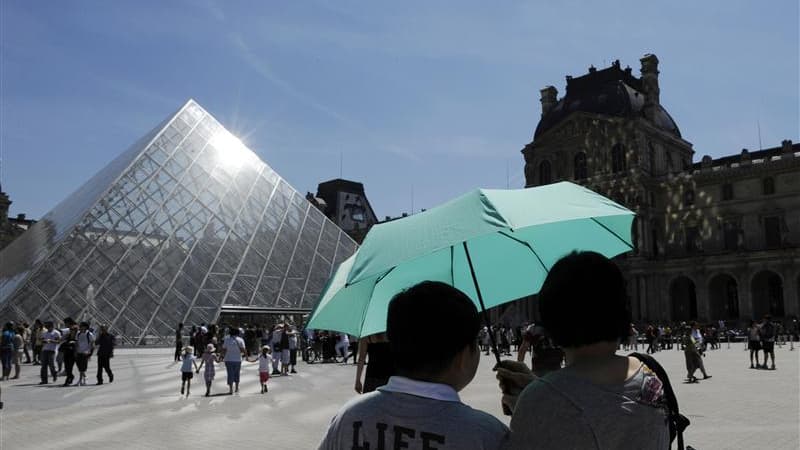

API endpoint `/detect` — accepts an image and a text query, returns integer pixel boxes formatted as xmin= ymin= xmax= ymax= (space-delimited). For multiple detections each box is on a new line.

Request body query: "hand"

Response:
xmin=494 ymin=360 xmax=535 ymax=415
xmin=354 ymin=380 xmax=363 ymax=394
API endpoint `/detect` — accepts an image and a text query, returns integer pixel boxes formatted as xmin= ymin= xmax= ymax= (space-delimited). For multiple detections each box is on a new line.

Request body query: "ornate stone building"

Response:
xmin=0 ymin=187 xmax=35 ymax=251
xmin=522 ymin=54 xmax=800 ymax=324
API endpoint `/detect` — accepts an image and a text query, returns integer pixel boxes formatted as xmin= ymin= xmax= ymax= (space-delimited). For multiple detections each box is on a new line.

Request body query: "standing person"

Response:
xmin=57 ymin=318 xmax=75 ymax=374
xmin=60 ymin=323 xmax=78 ymax=386
xmin=21 ymin=322 xmax=31 ymax=364
xmin=279 ymin=325 xmax=291 ymax=375
xmin=0 ymin=323 xmax=15 ymax=380
xmin=32 ymin=320 xmax=43 ymax=365
xmin=179 ymin=346 xmax=197 ymax=397
xmin=747 ymin=320 xmax=762 ymax=369
xmin=689 ymin=321 xmax=711 ymax=380
xmin=760 ymin=315 xmax=776 ymax=370
xmin=270 ymin=324 xmax=283 ymax=375
xmin=196 ymin=343 xmax=217 ymax=397
xmin=683 ymin=328 xmax=703 ymax=383
xmin=334 ymin=332 xmax=349 ymax=362
xmin=174 ymin=323 xmax=184 ymax=362
xmin=496 ymin=252 xmax=673 ymax=450
xmin=287 ymin=327 xmax=298 ymax=374
xmin=353 ymin=333 xmax=394 ymax=394
xmin=221 ymin=328 xmax=246 ymax=394
xmin=12 ymin=327 xmax=25 ymax=379
xmin=39 ymin=321 xmax=60 ymax=384
xmin=246 ymin=345 xmax=272 ymax=394
xmin=74 ymin=322 xmax=95 ymax=386
xmin=319 ymin=281 xmax=509 ymax=449
xmin=95 ymin=325 xmax=115 ymax=384
xmin=629 ymin=323 xmax=639 ymax=351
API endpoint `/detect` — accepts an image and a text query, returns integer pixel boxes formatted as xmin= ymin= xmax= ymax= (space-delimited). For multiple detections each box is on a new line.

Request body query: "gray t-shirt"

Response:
xmin=503 ymin=364 xmax=670 ymax=450
xmin=319 ymin=387 xmax=508 ymax=449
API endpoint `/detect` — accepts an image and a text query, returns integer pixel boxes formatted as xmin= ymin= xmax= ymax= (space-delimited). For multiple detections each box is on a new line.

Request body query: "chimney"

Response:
xmin=16 ymin=213 xmax=26 ymax=221
xmin=782 ymin=139 xmax=794 ymax=154
xmin=540 ymin=86 xmax=558 ymax=117
xmin=640 ymin=54 xmax=660 ymax=120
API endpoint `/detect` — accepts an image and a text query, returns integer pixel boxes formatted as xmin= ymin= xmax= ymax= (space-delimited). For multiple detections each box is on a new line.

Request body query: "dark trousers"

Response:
xmin=63 ymin=352 xmax=76 ymax=383
xmin=97 ymin=354 xmax=112 ymax=382
xmin=75 ymin=353 xmax=89 ymax=373
xmin=40 ymin=350 xmax=57 ymax=382
xmin=0 ymin=349 xmax=13 ymax=377
xmin=174 ymin=342 xmax=182 ymax=361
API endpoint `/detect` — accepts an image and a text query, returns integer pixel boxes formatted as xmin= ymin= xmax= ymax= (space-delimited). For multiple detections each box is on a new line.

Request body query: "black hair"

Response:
xmin=539 ymin=251 xmax=630 ymax=348
xmin=387 ymin=281 xmax=480 ymax=377
xmin=229 ymin=327 xmax=239 ymax=336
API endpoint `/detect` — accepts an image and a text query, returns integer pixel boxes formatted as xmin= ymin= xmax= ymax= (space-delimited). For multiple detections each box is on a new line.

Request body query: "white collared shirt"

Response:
xmin=377 ymin=376 xmax=461 ymax=403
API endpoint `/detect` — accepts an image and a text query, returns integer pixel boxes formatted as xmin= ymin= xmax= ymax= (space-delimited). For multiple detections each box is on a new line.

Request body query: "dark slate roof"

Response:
xmin=534 ymin=63 xmax=681 ymax=139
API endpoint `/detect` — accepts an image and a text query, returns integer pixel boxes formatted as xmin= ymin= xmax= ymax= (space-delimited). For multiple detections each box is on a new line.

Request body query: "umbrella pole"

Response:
xmin=462 ymin=242 xmax=502 ymax=366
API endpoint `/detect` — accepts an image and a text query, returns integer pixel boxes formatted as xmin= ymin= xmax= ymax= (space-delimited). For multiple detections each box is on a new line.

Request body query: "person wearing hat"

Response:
xmin=196 ymin=343 xmax=218 ymax=397
xmin=179 ymin=345 xmax=198 ymax=397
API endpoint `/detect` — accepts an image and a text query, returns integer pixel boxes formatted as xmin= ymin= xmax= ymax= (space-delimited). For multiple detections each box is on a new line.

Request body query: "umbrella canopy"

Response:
xmin=307 ymin=181 xmax=634 ymax=338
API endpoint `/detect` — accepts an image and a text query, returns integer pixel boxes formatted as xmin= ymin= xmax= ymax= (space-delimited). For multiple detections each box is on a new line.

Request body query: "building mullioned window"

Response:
xmin=611 ymin=144 xmax=626 ymax=173
xmin=722 ymin=183 xmax=734 ymax=201
xmin=763 ymin=177 xmax=775 ymax=195
xmin=763 ymin=216 xmax=781 ymax=248
xmin=574 ymin=152 xmax=588 ymax=180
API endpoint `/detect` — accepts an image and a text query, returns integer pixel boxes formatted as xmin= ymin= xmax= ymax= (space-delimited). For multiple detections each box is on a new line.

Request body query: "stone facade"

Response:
xmin=0 ymin=188 xmax=34 ymax=251
xmin=522 ymin=54 xmax=800 ymax=324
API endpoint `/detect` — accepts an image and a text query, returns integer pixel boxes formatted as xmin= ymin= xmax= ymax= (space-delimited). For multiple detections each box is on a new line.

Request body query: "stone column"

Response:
xmin=695 ymin=272 xmax=710 ymax=321
xmin=780 ymin=266 xmax=799 ymax=317
xmin=737 ymin=268 xmax=754 ymax=320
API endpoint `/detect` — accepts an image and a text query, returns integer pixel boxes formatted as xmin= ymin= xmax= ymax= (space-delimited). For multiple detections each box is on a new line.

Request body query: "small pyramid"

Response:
xmin=0 ymin=100 xmax=356 ymax=345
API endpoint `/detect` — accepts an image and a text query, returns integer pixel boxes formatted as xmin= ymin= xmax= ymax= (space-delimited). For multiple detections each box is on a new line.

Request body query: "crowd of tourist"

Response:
xmin=0 ymin=317 xmax=117 ymax=390
xmin=173 ymin=321 xmax=310 ymax=397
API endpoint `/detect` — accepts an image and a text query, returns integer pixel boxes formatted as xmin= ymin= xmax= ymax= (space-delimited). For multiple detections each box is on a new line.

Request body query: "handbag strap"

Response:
xmin=630 ymin=352 xmax=687 ymax=450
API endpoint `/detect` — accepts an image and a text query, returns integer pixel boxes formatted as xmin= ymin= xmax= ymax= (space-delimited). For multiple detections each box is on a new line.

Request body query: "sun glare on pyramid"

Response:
xmin=209 ymin=129 xmax=250 ymax=172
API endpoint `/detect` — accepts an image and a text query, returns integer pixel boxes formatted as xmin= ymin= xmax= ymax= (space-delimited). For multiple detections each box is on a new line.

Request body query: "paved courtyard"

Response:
xmin=0 ymin=343 xmax=797 ymax=449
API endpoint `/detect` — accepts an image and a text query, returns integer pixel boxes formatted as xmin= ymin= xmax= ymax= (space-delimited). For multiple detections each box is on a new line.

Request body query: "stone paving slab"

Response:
xmin=0 ymin=343 xmax=797 ymax=449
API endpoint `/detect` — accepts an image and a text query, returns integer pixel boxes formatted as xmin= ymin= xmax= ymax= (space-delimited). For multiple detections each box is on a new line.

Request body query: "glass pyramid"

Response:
xmin=0 ymin=100 xmax=357 ymax=345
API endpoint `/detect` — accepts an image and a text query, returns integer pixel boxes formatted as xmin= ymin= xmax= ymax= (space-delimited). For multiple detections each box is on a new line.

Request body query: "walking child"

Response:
xmin=195 ymin=344 xmax=217 ymax=397
xmin=247 ymin=345 xmax=272 ymax=394
xmin=180 ymin=346 xmax=198 ymax=397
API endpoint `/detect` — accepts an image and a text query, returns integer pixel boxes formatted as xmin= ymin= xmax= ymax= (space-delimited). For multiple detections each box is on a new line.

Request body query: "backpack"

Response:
xmin=630 ymin=352 xmax=691 ymax=450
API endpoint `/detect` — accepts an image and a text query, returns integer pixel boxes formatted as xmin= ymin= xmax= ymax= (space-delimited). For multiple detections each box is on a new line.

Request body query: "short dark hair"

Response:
xmin=539 ymin=251 xmax=630 ymax=348
xmin=387 ymin=281 xmax=480 ymax=377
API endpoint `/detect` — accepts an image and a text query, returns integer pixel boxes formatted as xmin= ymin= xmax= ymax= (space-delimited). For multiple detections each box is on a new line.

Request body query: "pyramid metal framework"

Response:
xmin=0 ymin=100 xmax=357 ymax=345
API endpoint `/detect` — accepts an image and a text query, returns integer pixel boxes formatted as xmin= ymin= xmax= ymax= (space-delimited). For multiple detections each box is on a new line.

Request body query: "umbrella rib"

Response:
xmin=497 ymin=230 xmax=550 ymax=274
xmin=589 ymin=217 xmax=634 ymax=250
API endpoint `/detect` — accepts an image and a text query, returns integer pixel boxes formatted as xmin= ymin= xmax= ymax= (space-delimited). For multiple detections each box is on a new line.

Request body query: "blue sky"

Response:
xmin=1 ymin=1 xmax=798 ymax=220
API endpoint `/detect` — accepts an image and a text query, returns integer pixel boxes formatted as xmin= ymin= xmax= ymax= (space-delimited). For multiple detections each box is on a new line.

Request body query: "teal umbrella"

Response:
xmin=307 ymin=182 xmax=634 ymax=359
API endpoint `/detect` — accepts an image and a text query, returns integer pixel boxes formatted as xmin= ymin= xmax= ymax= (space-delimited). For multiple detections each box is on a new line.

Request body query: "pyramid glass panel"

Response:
xmin=0 ymin=100 xmax=356 ymax=344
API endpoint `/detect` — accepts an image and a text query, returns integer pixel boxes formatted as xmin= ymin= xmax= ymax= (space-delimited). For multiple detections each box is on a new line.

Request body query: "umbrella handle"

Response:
xmin=462 ymin=242 xmax=502 ymax=366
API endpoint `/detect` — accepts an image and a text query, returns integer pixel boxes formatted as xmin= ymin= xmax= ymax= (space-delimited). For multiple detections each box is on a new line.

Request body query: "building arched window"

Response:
xmin=611 ymin=144 xmax=626 ymax=173
xmin=648 ymin=142 xmax=656 ymax=174
xmin=763 ymin=177 xmax=775 ymax=195
xmin=539 ymin=160 xmax=552 ymax=185
xmin=574 ymin=152 xmax=588 ymax=180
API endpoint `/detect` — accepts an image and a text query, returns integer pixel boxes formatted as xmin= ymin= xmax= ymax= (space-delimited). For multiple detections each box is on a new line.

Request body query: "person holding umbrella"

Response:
xmin=318 ymin=281 xmax=509 ymax=449
xmin=496 ymin=252 xmax=674 ymax=450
